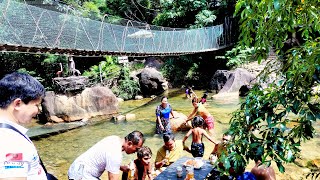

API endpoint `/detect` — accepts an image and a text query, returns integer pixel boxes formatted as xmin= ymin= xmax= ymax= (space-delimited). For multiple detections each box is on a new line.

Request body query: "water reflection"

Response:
xmin=33 ymin=89 xmax=320 ymax=180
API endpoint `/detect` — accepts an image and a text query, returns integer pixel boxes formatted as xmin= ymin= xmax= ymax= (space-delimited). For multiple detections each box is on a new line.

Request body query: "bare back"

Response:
xmin=191 ymin=127 xmax=205 ymax=144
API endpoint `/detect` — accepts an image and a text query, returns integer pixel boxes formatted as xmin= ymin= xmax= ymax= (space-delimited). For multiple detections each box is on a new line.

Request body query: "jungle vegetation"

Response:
xmin=222 ymin=0 xmax=320 ymax=178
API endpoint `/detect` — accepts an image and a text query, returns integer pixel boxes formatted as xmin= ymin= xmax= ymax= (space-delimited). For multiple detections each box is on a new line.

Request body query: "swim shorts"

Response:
xmin=191 ymin=142 xmax=205 ymax=157
xmin=204 ymin=116 xmax=214 ymax=130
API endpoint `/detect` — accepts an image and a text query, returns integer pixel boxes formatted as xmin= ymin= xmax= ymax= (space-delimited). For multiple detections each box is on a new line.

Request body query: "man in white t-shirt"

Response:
xmin=68 ymin=130 xmax=144 ymax=180
xmin=0 ymin=72 xmax=47 ymax=180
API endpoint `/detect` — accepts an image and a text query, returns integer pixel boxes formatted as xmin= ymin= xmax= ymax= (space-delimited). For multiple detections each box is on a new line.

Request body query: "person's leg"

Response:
xmin=164 ymin=119 xmax=172 ymax=134
xmin=205 ymin=116 xmax=215 ymax=136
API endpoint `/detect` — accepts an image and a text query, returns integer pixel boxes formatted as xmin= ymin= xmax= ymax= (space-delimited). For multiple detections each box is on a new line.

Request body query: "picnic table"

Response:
xmin=154 ymin=156 xmax=213 ymax=180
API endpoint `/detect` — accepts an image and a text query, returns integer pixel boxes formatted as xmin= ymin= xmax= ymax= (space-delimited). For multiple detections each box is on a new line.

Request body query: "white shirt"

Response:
xmin=68 ymin=136 xmax=123 ymax=179
xmin=0 ymin=119 xmax=47 ymax=180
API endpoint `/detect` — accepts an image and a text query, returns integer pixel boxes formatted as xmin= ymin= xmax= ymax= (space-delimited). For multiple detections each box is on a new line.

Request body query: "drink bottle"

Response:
xmin=165 ymin=150 xmax=170 ymax=165
xmin=128 ymin=160 xmax=135 ymax=180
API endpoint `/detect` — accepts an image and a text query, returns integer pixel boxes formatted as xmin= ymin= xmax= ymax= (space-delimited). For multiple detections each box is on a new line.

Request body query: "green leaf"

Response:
xmin=287 ymin=149 xmax=293 ymax=162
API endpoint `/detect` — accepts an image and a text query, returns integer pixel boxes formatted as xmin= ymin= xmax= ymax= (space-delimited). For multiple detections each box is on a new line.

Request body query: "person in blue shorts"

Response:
xmin=182 ymin=116 xmax=216 ymax=157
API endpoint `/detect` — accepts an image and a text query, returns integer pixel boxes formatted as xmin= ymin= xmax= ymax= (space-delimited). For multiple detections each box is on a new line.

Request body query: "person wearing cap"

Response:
xmin=155 ymin=96 xmax=175 ymax=134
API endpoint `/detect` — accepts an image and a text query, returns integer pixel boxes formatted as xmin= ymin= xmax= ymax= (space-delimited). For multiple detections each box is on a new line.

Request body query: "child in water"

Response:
xmin=182 ymin=116 xmax=216 ymax=157
xmin=122 ymin=146 xmax=153 ymax=180
xmin=200 ymin=93 xmax=208 ymax=104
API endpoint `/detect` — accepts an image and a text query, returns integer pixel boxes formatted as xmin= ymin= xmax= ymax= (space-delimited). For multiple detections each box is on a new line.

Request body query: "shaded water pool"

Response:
xmin=33 ymin=89 xmax=320 ymax=180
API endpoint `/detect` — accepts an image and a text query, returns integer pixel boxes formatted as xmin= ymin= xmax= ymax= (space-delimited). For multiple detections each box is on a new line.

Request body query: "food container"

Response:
xmin=176 ymin=166 xmax=183 ymax=178
xmin=186 ymin=166 xmax=194 ymax=180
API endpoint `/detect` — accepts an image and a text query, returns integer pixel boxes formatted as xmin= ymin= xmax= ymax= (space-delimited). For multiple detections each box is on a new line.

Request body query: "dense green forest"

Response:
xmin=0 ymin=0 xmax=319 ymax=177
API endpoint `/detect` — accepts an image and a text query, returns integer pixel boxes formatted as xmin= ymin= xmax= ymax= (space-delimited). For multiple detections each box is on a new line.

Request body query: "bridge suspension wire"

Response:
xmin=0 ymin=0 xmax=231 ymax=57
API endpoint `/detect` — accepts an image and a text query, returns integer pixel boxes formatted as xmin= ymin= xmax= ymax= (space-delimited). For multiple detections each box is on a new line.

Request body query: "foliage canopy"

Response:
xmin=224 ymin=0 xmax=320 ymax=176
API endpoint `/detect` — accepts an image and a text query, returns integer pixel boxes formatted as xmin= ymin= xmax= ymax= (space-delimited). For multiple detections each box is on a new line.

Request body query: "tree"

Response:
xmin=104 ymin=0 xmax=158 ymax=23
xmin=153 ymin=0 xmax=216 ymax=28
xmin=224 ymin=0 xmax=320 ymax=177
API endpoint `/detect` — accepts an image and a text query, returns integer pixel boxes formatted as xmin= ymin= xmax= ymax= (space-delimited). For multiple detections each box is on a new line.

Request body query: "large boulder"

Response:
xmin=210 ymin=70 xmax=232 ymax=92
xmin=170 ymin=111 xmax=192 ymax=131
xmin=137 ymin=67 xmax=168 ymax=96
xmin=42 ymin=86 xmax=118 ymax=122
xmin=52 ymin=76 xmax=89 ymax=94
xmin=219 ymin=68 xmax=255 ymax=93
xmin=144 ymin=57 xmax=164 ymax=70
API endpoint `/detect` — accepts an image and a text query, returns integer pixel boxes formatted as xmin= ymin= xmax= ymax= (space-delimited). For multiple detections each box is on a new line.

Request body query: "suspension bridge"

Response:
xmin=0 ymin=0 xmax=236 ymax=57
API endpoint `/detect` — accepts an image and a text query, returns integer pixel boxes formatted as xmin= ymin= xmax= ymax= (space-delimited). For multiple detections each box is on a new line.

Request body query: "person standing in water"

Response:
xmin=185 ymin=97 xmax=215 ymax=135
xmin=182 ymin=116 xmax=216 ymax=158
xmin=155 ymin=96 xmax=175 ymax=134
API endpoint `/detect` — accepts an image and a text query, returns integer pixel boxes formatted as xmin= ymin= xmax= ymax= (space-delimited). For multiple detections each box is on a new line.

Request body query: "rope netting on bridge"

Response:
xmin=0 ymin=0 xmax=230 ymax=56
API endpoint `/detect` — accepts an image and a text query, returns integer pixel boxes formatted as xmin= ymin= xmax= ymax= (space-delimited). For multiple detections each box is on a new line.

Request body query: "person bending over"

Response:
xmin=185 ymin=97 xmax=215 ymax=135
xmin=68 ymin=131 xmax=144 ymax=180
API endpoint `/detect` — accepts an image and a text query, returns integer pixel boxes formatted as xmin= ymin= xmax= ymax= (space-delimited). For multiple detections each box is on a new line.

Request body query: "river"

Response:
xmin=33 ymin=89 xmax=320 ymax=180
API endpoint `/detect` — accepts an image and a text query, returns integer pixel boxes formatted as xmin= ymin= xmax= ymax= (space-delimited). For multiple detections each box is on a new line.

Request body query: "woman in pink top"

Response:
xmin=185 ymin=97 xmax=215 ymax=135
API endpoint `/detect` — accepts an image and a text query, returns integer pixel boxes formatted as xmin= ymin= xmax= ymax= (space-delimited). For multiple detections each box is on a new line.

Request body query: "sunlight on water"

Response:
xmin=33 ymin=89 xmax=320 ymax=180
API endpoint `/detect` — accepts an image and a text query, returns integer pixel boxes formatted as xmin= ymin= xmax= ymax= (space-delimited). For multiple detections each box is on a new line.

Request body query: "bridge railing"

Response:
xmin=0 ymin=0 xmax=234 ymax=56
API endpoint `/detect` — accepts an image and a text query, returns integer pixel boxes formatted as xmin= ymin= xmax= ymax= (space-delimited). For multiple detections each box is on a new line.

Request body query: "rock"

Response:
xmin=137 ymin=67 xmax=168 ymax=96
xmin=115 ymin=115 xmax=126 ymax=122
xmin=219 ymin=68 xmax=255 ymax=93
xmin=239 ymin=84 xmax=252 ymax=97
xmin=170 ymin=111 xmax=192 ymax=131
xmin=125 ymin=114 xmax=136 ymax=121
xmin=42 ymin=86 xmax=118 ymax=122
xmin=50 ymin=116 xmax=64 ymax=123
xmin=117 ymin=98 xmax=124 ymax=102
xmin=135 ymin=95 xmax=144 ymax=100
xmin=52 ymin=76 xmax=89 ymax=94
xmin=81 ymin=118 xmax=89 ymax=123
xmin=210 ymin=70 xmax=232 ymax=92
xmin=144 ymin=57 xmax=163 ymax=70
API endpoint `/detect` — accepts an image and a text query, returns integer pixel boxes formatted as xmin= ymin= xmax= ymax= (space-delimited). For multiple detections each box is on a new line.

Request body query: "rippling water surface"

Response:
xmin=33 ymin=89 xmax=320 ymax=180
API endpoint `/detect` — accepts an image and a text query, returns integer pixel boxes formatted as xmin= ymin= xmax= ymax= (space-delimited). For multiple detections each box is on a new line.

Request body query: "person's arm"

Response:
xmin=170 ymin=106 xmax=175 ymax=118
xmin=202 ymin=129 xmax=216 ymax=144
xmin=155 ymin=150 xmax=167 ymax=169
xmin=155 ymin=159 xmax=167 ymax=169
xmin=133 ymin=162 xmax=139 ymax=180
xmin=157 ymin=116 xmax=164 ymax=130
xmin=120 ymin=165 xmax=130 ymax=172
xmin=182 ymin=129 xmax=192 ymax=144
xmin=211 ymin=143 xmax=219 ymax=155
xmin=147 ymin=164 xmax=153 ymax=180
xmin=108 ymin=172 xmax=119 ymax=180
xmin=186 ymin=108 xmax=197 ymax=123
xmin=182 ymin=130 xmax=192 ymax=153
xmin=156 ymin=106 xmax=164 ymax=130
xmin=191 ymin=89 xmax=198 ymax=100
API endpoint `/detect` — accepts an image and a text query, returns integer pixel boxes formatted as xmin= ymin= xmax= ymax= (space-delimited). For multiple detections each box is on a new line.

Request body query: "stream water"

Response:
xmin=33 ymin=89 xmax=320 ymax=180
